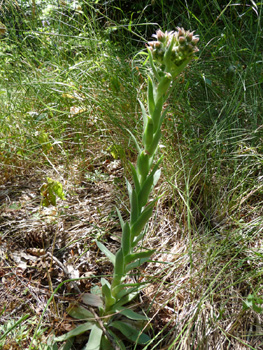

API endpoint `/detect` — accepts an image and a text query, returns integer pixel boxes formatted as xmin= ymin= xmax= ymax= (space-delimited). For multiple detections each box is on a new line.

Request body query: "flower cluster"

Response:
xmin=147 ymin=28 xmax=199 ymax=76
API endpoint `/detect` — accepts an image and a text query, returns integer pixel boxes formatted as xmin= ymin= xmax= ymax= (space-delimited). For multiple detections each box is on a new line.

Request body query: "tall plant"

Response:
xmin=55 ymin=28 xmax=199 ymax=350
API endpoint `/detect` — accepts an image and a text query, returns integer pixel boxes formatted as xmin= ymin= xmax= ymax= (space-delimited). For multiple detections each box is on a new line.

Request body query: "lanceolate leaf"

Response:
xmin=107 ymin=330 xmax=126 ymax=350
xmin=152 ymin=96 xmax=163 ymax=132
xmin=54 ymin=322 xmax=94 ymax=342
xmin=82 ymin=324 xmax=103 ymax=350
xmin=138 ymin=99 xmax=148 ymax=130
xmin=125 ymin=250 xmax=155 ymax=264
xmin=130 ymin=189 xmax=139 ymax=224
xmin=111 ymin=289 xmax=140 ymax=309
xmin=116 ymin=308 xmax=149 ymax=321
xmin=121 ymin=222 xmax=131 ymax=256
xmin=110 ymin=321 xmax=150 ymax=345
xmin=131 ymin=232 xmax=145 ymax=248
xmin=126 ymin=128 xmax=141 ymax=154
xmin=113 ymin=249 xmax=124 ymax=279
xmin=147 ymin=128 xmax=162 ymax=156
xmin=114 ymin=287 xmax=140 ymax=303
xmin=96 ymin=241 xmax=115 ymax=266
xmin=131 ymin=199 xmax=158 ymax=238
xmin=139 ymin=175 xmax=153 ymax=206
xmin=143 ymin=116 xmax=154 ymax=149
xmin=116 ymin=207 xmax=124 ymax=229
xmin=137 ymin=151 xmax=150 ymax=180
xmin=62 ymin=338 xmax=74 ymax=350
xmin=153 ymin=168 xmax=161 ymax=186
xmin=125 ymin=257 xmax=150 ymax=273
xmin=147 ymin=48 xmax=161 ymax=81
xmin=102 ymin=279 xmax=116 ymax=308
xmin=100 ymin=335 xmax=115 ymax=350
xmin=156 ymin=74 xmax=172 ymax=101
xmin=82 ymin=293 xmax=104 ymax=308
xmin=129 ymin=161 xmax=140 ymax=193
xmin=67 ymin=303 xmax=94 ymax=320
xmin=125 ymin=178 xmax=133 ymax=202
xmin=159 ymin=108 xmax=169 ymax=127
xmin=138 ymin=156 xmax=163 ymax=207
xmin=147 ymin=75 xmax=155 ymax=116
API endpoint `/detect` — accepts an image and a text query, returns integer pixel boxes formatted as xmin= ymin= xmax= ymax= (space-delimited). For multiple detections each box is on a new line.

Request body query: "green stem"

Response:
xmin=105 ymin=74 xmax=173 ymax=312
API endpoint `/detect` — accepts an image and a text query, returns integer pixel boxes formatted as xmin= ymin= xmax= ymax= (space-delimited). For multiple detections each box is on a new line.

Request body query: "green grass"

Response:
xmin=0 ymin=0 xmax=262 ymax=349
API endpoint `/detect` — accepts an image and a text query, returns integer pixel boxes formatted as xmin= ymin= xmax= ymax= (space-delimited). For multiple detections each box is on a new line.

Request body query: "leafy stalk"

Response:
xmin=60 ymin=27 xmax=199 ymax=349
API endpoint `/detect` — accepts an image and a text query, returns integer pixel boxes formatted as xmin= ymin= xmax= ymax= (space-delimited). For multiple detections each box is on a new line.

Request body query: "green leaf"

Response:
xmin=54 ymin=322 xmax=94 ymax=342
xmin=111 ymin=289 xmax=139 ymax=310
xmin=114 ymin=287 xmax=139 ymax=303
xmin=129 ymin=161 xmax=140 ymax=193
xmin=91 ymin=285 xmax=103 ymax=297
xmin=96 ymin=241 xmax=115 ymax=266
xmin=143 ymin=116 xmax=154 ymax=149
xmin=107 ymin=330 xmax=126 ymax=350
xmin=110 ymin=321 xmax=150 ymax=345
xmin=147 ymin=76 xmax=155 ymax=116
xmin=126 ymin=128 xmax=141 ymax=154
xmin=138 ymin=156 xmax=163 ymax=207
xmin=50 ymin=179 xmax=65 ymax=200
xmin=101 ymin=277 xmax=111 ymax=289
xmin=137 ymin=151 xmax=150 ymax=180
xmin=62 ymin=338 xmax=74 ymax=350
xmin=243 ymin=293 xmax=263 ymax=313
xmin=152 ymin=96 xmax=163 ymax=132
xmin=130 ymin=189 xmax=139 ymax=224
xmin=153 ymin=168 xmax=161 ymax=186
xmin=116 ymin=308 xmax=148 ymax=321
xmin=82 ymin=324 xmax=103 ymax=350
xmin=147 ymin=129 xmax=162 ymax=156
xmin=116 ymin=207 xmax=124 ymax=229
xmin=113 ymin=249 xmax=124 ymax=277
xmin=101 ymin=279 xmax=116 ymax=308
xmin=131 ymin=231 xmax=145 ymax=247
xmin=40 ymin=178 xmax=65 ymax=207
xmin=125 ymin=250 xmax=155 ymax=264
xmin=147 ymin=48 xmax=161 ymax=81
xmin=125 ymin=257 xmax=150 ymax=273
xmin=138 ymin=176 xmax=154 ymax=209
xmin=138 ymin=99 xmax=148 ymax=130
xmin=159 ymin=108 xmax=169 ymax=127
xmin=82 ymin=293 xmax=103 ymax=308
xmin=67 ymin=303 xmax=94 ymax=320
xmin=131 ymin=199 xmax=158 ymax=238
xmin=100 ymin=335 xmax=114 ymax=350
xmin=253 ymin=304 xmax=263 ymax=313
xmin=121 ymin=222 xmax=131 ymax=256
xmin=156 ymin=75 xmax=172 ymax=102
xmin=125 ymin=178 xmax=133 ymax=203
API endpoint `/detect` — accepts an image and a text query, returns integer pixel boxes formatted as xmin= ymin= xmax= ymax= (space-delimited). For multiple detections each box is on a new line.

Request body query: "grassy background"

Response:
xmin=0 ymin=0 xmax=263 ymax=349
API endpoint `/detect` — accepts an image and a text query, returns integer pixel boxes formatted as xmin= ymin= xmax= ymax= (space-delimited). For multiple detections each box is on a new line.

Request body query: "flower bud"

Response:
xmin=187 ymin=32 xmax=193 ymax=41
xmin=156 ymin=29 xmax=165 ymax=42
xmin=177 ymin=27 xmax=184 ymax=36
xmin=192 ymin=37 xmax=199 ymax=45
xmin=147 ymin=27 xmax=199 ymax=77
xmin=179 ymin=36 xmax=186 ymax=44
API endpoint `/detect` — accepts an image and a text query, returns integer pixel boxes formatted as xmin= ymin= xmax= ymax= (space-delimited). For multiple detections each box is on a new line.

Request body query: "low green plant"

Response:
xmin=54 ymin=28 xmax=199 ymax=349
xmin=40 ymin=177 xmax=65 ymax=207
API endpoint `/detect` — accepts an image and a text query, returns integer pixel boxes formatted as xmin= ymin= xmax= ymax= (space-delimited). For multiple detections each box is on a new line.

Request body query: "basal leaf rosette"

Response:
xmin=147 ymin=27 xmax=199 ymax=78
